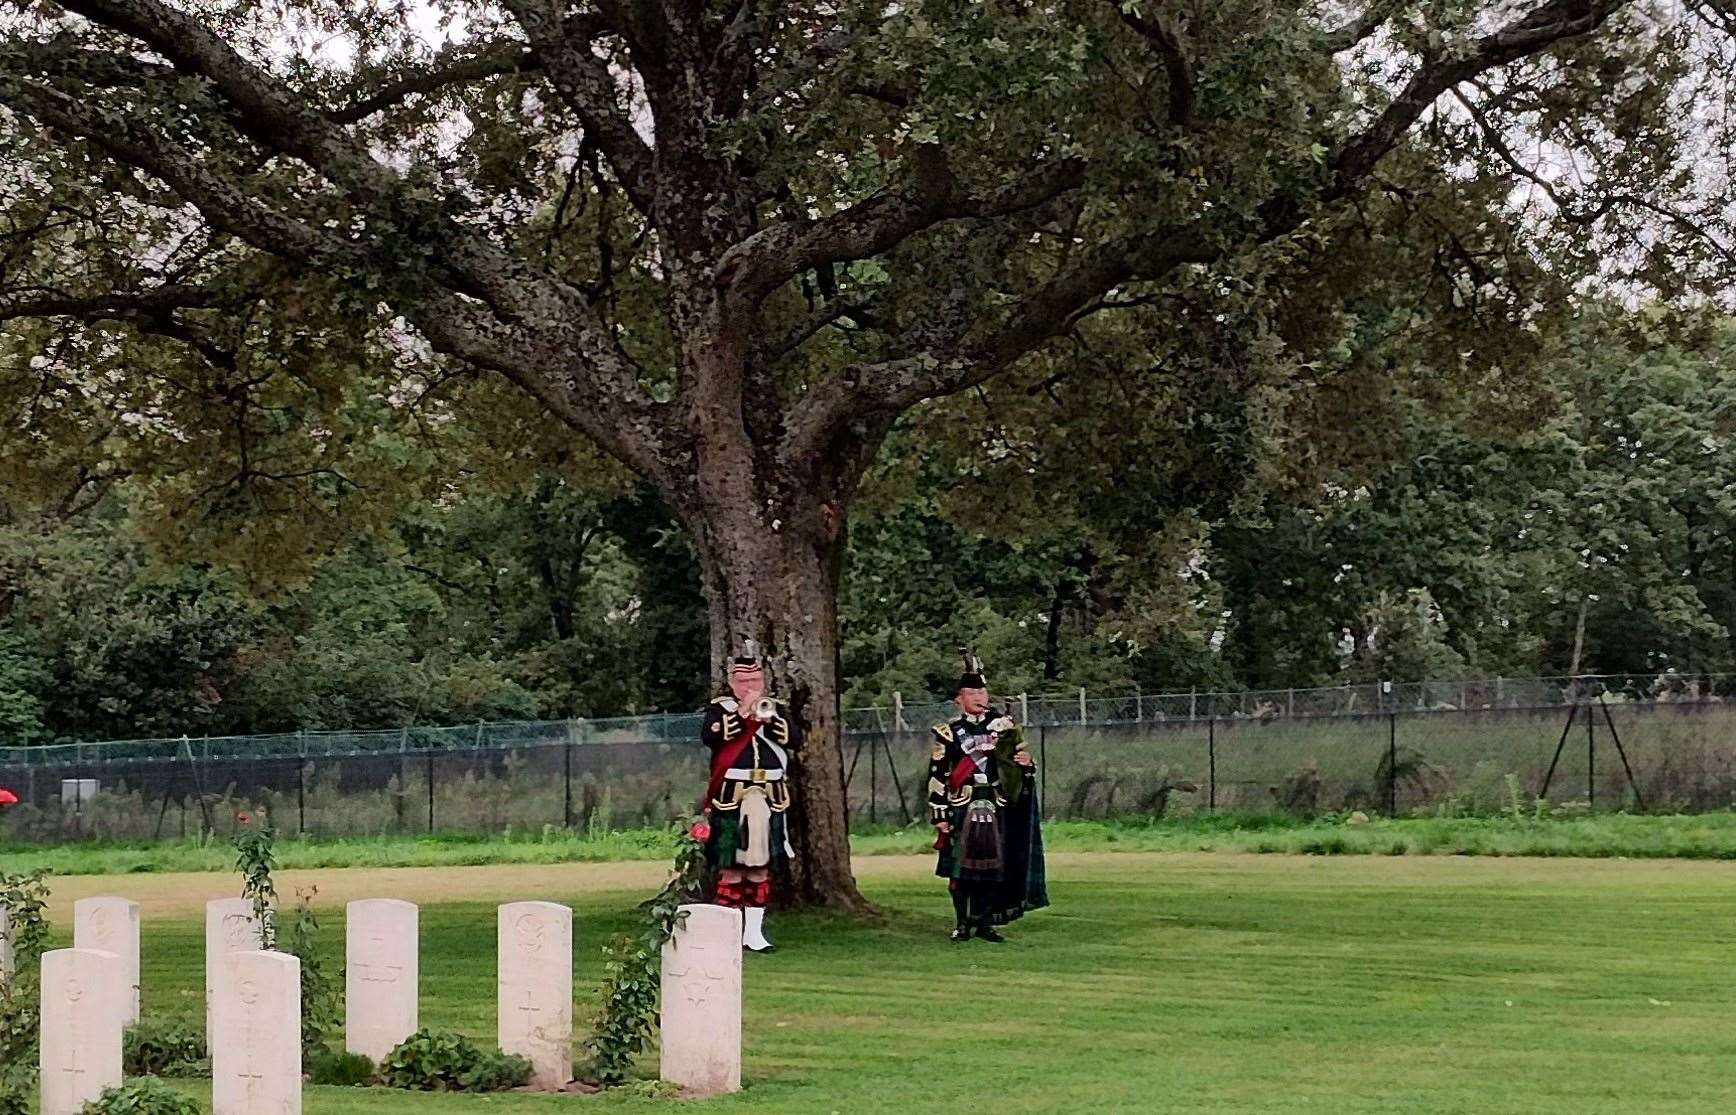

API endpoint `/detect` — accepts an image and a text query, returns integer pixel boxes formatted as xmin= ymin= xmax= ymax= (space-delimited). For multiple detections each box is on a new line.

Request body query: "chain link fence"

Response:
xmin=844 ymin=700 xmax=1736 ymax=824
xmin=1 ymin=675 xmax=1732 ymax=843
xmin=846 ymin=672 xmax=1736 ymax=732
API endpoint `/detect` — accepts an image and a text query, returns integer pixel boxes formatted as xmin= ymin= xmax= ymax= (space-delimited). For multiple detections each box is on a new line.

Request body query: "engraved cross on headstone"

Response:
xmin=236 ymin=1024 xmax=265 ymax=1099
xmin=665 ymin=960 xmax=727 ymax=1007
xmin=236 ymin=981 xmax=266 ymax=1100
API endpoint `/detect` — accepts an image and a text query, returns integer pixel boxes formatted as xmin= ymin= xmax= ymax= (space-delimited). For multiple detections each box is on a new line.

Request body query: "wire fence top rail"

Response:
xmin=2 ymin=671 xmax=1731 ymax=766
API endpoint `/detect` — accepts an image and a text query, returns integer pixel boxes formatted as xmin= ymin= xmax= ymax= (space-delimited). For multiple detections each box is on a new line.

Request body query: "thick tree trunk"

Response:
xmin=681 ymin=493 xmax=872 ymax=914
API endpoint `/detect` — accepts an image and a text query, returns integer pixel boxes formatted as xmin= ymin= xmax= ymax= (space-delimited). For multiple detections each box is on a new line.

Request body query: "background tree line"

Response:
xmin=7 ymin=0 xmax=1736 ymax=908
xmin=3 ymin=302 xmax=1732 ymax=745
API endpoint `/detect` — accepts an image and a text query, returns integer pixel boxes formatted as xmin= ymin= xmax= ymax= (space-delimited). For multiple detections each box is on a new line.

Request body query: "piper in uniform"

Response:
xmin=700 ymin=641 xmax=798 ymax=953
xmin=928 ymin=650 xmax=1042 ymax=942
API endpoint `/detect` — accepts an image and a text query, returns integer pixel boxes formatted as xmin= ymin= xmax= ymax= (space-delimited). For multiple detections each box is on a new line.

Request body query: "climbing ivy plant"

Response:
xmin=231 ymin=814 xmax=278 ymax=950
xmin=583 ymin=820 xmax=709 ymax=1086
xmin=0 ymin=869 xmax=51 ymax=1115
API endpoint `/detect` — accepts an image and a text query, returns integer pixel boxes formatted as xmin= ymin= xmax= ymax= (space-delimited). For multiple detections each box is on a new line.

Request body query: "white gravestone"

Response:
xmin=346 ymin=898 xmax=419 ymax=1062
xmin=206 ymin=897 xmax=264 ymax=1041
xmin=659 ymin=904 xmax=743 ymax=1096
xmin=74 ymin=896 xmax=142 ymax=1022
xmin=40 ymin=948 xmax=124 ymax=1115
xmin=213 ymin=950 xmax=301 ymax=1115
xmin=496 ymin=901 xmax=572 ymax=1090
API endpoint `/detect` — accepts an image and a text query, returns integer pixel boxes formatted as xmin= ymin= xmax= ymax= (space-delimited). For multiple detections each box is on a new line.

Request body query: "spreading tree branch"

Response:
xmin=499 ymin=0 xmax=658 ymax=216
xmin=1322 ymin=2 xmax=1402 ymax=52
xmin=788 ymin=0 xmax=1634 ymax=463
xmin=1451 ymin=87 xmax=1736 ymax=265
xmin=330 ymin=39 xmax=542 ymax=123
xmin=1115 ymin=3 xmax=1196 ymax=127
xmin=719 ymin=150 xmax=1089 ymax=305
xmin=0 ymin=283 xmax=229 ymax=322
xmin=1327 ymin=0 xmax=1629 ymax=202
xmin=10 ymin=0 xmax=671 ymax=473
xmin=0 ymin=75 xmax=354 ymax=266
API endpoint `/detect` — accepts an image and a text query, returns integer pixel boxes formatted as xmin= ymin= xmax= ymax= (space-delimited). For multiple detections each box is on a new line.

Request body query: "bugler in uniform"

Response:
xmin=699 ymin=640 xmax=799 ymax=953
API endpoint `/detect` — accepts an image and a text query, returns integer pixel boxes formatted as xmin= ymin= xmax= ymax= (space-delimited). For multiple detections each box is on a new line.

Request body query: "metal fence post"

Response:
xmin=563 ymin=725 xmax=574 ymax=829
xmin=297 ymin=740 xmax=307 ymax=835
xmin=397 ymin=727 xmax=410 ymax=834
xmin=188 ymin=734 xmax=214 ymax=837
xmin=1189 ymin=687 xmax=1196 ymax=721
xmin=1586 ymin=699 xmax=1595 ymax=810
xmin=869 ymin=715 xmax=879 ymax=825
xmin=1078 ymin=687 xmax=1087 ymax=725
xmin=1207 ymin=718 xmax=1216 ymax=812
xmin=1039 ymin=724 xmax=1048 ymax=820
xmin=427 ymin=746 xmax=436 ymax=832
xmin=1387 ymin=712 xmax=1398 ymax=817
xmin=1019 ymin=692 xmax=1029 ymax=726
xmin=74 ymin=742 xmax=84 ymax=839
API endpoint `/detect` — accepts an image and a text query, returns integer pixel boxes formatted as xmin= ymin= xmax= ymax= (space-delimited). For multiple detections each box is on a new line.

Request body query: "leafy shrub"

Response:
xmin=80 ymin=1077 xmax=201 ymax=1114
xmin=123 ymin=1019 xmax=207 ymax=1077
xmin=463 ymin=1050 xmax=535 ymax=1093
xmin=307 ymin=1049 xmax=377 ymax=1086
xmin=378 ymin=1029 xmax=532 ymax=1092
xmin=278 ymin=886 xmax=340 ymax=1055
xmin=1276 ymin=762 xmax=1323 ymax=816
xmin=624 ymin=1078 xmax=683 ymax=1098
xmin=0 ymin=869 xmax=51 ymax=1110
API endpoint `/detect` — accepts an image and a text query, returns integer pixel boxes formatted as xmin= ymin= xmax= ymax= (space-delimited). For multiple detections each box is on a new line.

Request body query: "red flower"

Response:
xmin=235 ymin=811 xmax=252 ymax=824
xmin=690 ymin=821 xmax=712 ymax=843
xmin=0 ymin=788 xmax=18 ymax=806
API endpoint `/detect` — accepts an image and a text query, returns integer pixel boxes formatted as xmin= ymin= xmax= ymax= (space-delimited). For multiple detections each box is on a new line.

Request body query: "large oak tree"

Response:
xmin=2 ymin=0 xmax=1732 ymax=909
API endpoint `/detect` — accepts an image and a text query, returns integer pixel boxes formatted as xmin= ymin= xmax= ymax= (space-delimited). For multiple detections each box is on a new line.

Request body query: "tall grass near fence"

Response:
xmin=5 ymin=701 xmax=1736 ymax=845
xmin=846 ymin=701 xmax=1736 ymax=823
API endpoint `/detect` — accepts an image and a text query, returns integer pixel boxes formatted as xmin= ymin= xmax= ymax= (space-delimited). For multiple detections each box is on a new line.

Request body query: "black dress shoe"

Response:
xmin=950 ymin=925 xmax=971 ymax=942
xmin=975 ymin=927 xmax=1006 ymax=943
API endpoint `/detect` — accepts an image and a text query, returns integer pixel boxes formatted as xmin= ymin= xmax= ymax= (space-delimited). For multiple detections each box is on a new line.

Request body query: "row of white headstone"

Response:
xmin=27 ymin=897 xmax=742 ymax=1114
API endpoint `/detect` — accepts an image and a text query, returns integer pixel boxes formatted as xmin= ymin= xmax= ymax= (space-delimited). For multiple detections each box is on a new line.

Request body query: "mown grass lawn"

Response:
xmin=32 ymin=852 xmax=1736 ymax=1113
xmin=19 ymin=811 xmax=1736 ymax=878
